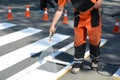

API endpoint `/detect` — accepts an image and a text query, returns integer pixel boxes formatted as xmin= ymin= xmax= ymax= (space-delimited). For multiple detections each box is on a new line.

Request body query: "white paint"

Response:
xmin=0 ymin=22 xmax=16 ymax=30
xmin=6 ymin=38 xmax=107 ymax=80
xmin=18 ymin=69 xmax=56 ymax=80
xmin=6 ymin=42 xmax=73 ymax=80
xmin=0 ymin=33 xmax=70 ymax=72
xmin=0 ymin=27 xmax=41 ymax=47
xmin=46 ymin=58 xmax=71 ymax=65
xmin=6 ymin=62 xmax=41 ymax=80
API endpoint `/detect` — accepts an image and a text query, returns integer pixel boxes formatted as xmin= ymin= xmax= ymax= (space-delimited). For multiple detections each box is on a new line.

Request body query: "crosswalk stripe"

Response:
xmin=0 ymin=27 xmax=42 ymax=47
xmin=6 ymin=42 xmax=74 ymax=80
xmin=19 ymin=69 xmax=55 ymax=80
xmin=0 ymin=33 xmax=70 ymax=72
xmin=0 ymin=22 xmax=16 ymax=30
xmin=6 ymin=62 xmax=43 ymax=80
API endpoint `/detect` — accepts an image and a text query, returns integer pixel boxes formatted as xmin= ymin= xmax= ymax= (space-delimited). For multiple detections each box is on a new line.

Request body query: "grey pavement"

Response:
xmin=0 ymin=0 xmax=120 ymax=80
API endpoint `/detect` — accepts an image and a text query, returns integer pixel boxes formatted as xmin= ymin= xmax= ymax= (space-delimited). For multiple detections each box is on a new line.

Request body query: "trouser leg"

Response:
xmin=73 ymin=11 xmax=87 ymax=68
xmin=44 ymin=0 xmax=47 ymax=8
xmin=88 ymin=25 xmax=101 ymax=69
xmin=87 ymin=15 xmax=102 ymax=62
xmin=89 ymin=43 xmax=101 ymax=70
xmin=74 ymin=43 xmax=86 ymax=68
xmin=54 ymin=0 xmax=58 ymax=3
xmin=74 ymin=27 xmax=87 ymax=68
xmin=71 ymin=43 xmax=86 ymax=74
xmin=90 ymin=43 xmax=100 ymax=62
xmin=73 ymin=26 xmax=87 ymax=68
xmin=47 ymin=0 xmax=56 ymax=8
xmin=40 ymin=0 xmax=44 ymax=10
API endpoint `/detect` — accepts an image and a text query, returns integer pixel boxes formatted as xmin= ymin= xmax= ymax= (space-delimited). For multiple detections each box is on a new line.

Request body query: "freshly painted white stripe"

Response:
xmin=6 ymin=62 xmax=41 ymax=80
xmin=6 ymin=42 xmax=73 ymax=80
xmin=0 ymin=22 xmax=16 ymax=30
xmin=15 ymin=39 xmax=107 ymax=80
xmin=6 ymin=39 xmax=107 ymax=80
xmin=18 ymin=69 xmax=56 ymax=80
xmin=17 ymin=64 xmax=72 ymax=80
xmin=0 ymin=33 xmax=70 ymax=72
xmin=47 ymin=58 xmax=71 ymax=65
xmin=0 ymin=27 xmax=41 ymax=47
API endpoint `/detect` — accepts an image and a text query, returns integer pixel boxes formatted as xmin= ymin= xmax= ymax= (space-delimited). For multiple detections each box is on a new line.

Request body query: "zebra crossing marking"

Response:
xmin=0 ymin=22 xmax=16 ymax=30
xmin=6 ymin=42 xmax=74 ymax=80
xmin=18 ymin=69 xmax=56 ymax=80
xmin=0 ymin=27 xmax=42 ymax=47
xmin=0 ymin=33 xmax=70 ymax=71
xmin=19 ymin=69 xmax=56 ymax=80
xmin=0 ymin=22 xmax=109 ymax=80
xmin=6 ymin=38 xmax=107 ymax=80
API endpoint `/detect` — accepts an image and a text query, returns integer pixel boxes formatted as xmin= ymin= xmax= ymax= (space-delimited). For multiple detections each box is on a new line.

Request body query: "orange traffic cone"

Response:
xmin=7 ymin=6 xmax=13 ymax=20
xmin=62 ymin=10 xmax=69 ymax=24
xmin=113 ymin=18 xmax=120 ymax=33
xmin=25 ymin=5 xmax=31 ymax=18
xmin=42 ymin=8 xmax=49 ymax=21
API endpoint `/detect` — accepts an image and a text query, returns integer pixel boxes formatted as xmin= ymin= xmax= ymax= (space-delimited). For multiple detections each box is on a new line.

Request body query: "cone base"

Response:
xmin=112 ymin=26 xmax=120 ymax=33
xmin=62 ymin=21 xmax=69 ymax=24
xmin=25 ymin=15 xmax=31 ymax=18
xmin=25 ymin=12 xmax=31 ymax=18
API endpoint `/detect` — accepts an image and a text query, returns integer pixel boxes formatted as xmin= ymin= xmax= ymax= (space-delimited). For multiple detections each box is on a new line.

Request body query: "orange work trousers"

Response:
xmin=74 ymin=10 xmax=102 ymax=47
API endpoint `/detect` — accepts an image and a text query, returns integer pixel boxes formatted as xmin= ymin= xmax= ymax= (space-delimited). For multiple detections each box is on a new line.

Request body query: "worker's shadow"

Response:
xmin=30 ymin=51 xmax=42 ymax=58
xmin=30 ymin=51 xmax=118 ymax=76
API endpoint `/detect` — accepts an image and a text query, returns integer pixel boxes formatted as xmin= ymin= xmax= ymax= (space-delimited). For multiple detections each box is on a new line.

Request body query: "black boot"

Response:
xmin=90 ymin=59 xmax=99 ymax=71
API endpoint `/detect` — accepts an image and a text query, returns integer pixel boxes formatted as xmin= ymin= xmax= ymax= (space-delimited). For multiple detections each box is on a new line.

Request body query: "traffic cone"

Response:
xmin=7 ymin=6 xmax=13 ymax=20
xmin=62 ymin=10 xmax=69 ymax=24
xmin=42 ymin=8 xmax=49 ymax=21
xmin=113 ymin=18 xmax=120 ymax=33
xmin=25 ymin=5 xmax=31 ymax=18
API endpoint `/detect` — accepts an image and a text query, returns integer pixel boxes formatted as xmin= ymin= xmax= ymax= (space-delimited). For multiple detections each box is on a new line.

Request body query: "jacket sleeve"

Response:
xmin=58 ymin=0 xmax=67 ymax=7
